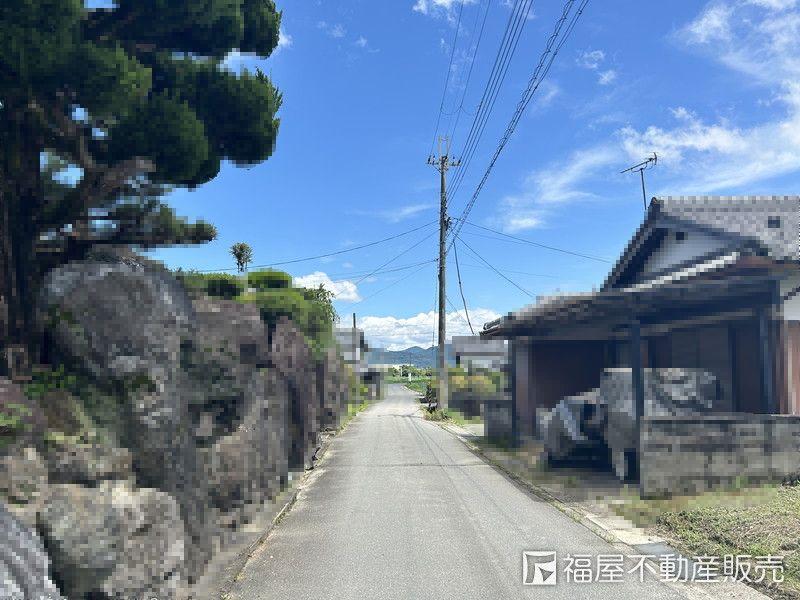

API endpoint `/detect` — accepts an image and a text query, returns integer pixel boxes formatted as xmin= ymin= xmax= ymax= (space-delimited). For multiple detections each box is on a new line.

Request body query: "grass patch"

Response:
xmin=337 ymin=398 xmax=371 ymax=431
xmin=614 ymin=483 xmax=800 ymax=597
xmin=404 ymin=379 xmax=430 ymax=395
xmin=445 ymin=408 xmax=482 ymax=428
xmin=423 ymin=409 xmax=449 ymax=422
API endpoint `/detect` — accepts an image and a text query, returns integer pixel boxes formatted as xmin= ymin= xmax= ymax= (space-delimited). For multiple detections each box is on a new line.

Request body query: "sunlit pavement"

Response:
xmin=230 ymin=384 xmax=736 ymax=600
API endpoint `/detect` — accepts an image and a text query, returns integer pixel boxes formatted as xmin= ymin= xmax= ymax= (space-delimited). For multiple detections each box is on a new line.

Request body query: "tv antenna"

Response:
xmin=621 ymin=152 xmax=657 ymax=211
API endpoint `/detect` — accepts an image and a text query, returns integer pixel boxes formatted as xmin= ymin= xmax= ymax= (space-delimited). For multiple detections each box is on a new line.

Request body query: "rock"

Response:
xmin=0 ymin=501 xmax=65 ymax=600
xmin=270 ymin=318 xmax=320 ymax=469
xmin=38 ymin=482 xmax=186 ymax=599
xmin=0 ymin=446 xmax=48 ymax=504
xmin=38 ymin=251 xmax=194 ymax=384
xmin=0 ymin=377 xmax=47 ymax=447
xmin=318 ymin=347 xmax=348 ymax=430
xmin=209 ymin=368 xmax=289 ymax=515
xmin=44 ymin=437 xmax=132 ymax=485
xmin=38 ymin=251 xmax=210 ymax=580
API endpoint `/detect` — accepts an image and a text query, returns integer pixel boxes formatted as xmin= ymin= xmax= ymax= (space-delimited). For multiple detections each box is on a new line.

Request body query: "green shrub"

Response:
xmin=252 ymin=288 xmax=311 ymax=329
xmin=248 ymin=269 xmax=292 ymax=291
xmin=205 ymin=275 xmax=244 ymax=299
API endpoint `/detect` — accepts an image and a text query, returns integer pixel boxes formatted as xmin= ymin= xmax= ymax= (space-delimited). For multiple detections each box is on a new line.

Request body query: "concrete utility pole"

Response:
xmin=427 ymin=137 xmax=460 ymax=411
xmin=352 ymin=312 xmax=360 ymax=405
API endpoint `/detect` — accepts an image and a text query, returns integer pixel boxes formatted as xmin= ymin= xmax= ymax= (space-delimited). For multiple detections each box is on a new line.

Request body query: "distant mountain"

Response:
xmin=369 ymin=345 xmax=453 ymax=368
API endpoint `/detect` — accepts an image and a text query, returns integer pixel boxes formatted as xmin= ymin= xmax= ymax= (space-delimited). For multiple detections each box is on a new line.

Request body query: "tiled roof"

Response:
xmin=603 ymin=195 xmax=799 ymax=290
xmin=656 ymin=195 xmax=799 ymax=261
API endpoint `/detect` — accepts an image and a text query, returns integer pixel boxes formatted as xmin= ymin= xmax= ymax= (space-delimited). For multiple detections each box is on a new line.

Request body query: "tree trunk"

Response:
xmin=0 ymin=104 xmax=43 ymax=372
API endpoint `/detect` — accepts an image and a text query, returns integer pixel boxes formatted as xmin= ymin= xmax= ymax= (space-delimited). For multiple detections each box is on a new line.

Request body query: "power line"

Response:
xmin=460 ymin=219 xmax=610 ymax=262
xmin=458 ymin=261 xmax=558 ymax=278
xmin=429 ymin=0 xmax=467 ymax=155
xmin=324 ymin=258 xmax=437 ymax=280
xmin=446 ymin=0 xmax=534 ymax=201
xmin=448 ymin=0 xmax=591 ymax=250
xmin=446 ymin=0 xmax=494 ymax=142
xmin=354 ymin=229 xmax=438 ymax=286
xmin=452 ymin=241 xmax=474 ymax=334
xmin=457 ymin=234 xmax=535 ymax=298
xmin=357 ymin=261 xmax=435 ymax=303
xmin=194 ymin=221 xmax=436 ymax=273
xmin=446 ymin=295 xmax=474 ymax=329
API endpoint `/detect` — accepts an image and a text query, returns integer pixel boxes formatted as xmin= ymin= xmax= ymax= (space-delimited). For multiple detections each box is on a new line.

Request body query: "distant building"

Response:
xmin=334 ymin=327 xmax=369 ymax=376
xmin=452 ymin=336 xmax=507 ymax=371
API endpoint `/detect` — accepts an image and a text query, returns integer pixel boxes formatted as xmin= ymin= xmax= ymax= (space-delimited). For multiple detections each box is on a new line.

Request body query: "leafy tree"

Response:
xmin=230 ymin=242 xmax=253 ymax=272
xmin=0 ymin=0 xmax=283 ymax=363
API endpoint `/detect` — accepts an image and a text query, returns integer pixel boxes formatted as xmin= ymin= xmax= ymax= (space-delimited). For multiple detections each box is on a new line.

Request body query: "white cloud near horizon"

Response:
xmin=295 ymin=271 xmax=361 ymax=302
xmin=360 ymin=308 xmax=501 ymax=350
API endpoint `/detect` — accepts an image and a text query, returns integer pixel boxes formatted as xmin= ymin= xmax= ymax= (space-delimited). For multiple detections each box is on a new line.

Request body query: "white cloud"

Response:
xmin=678 ymin=1 xmax=800 ymax=84
xmin=492 ymin=146 xmax=617 ymax=232
xmin=386 ymin=204 xmax=434 ymax=222
xmin=532 ymin=80 xmax=560 ymax=110
xmin=619 ymin=84 xmax=800 ymax=192
xmin=577 ymin=49 xmax=618 ymax=86
xmin=577 ymin=49 xmax=605 ymax=70
xmin=413 ymin=0 xmax=476 ymax=20
xmin=360 ymin=308 xmax=501 ymax=350
xmin=221 ymin=27 xmax=291 ymax=69
xmin=295 ymin=272 xmax=361 ymax=302
xmin=598 ymin=70 xmax=617 ymax=85
xmin=317 ymin=21 xmax=346 ymax=39
xmin=355 ymin=36 xmax=368 ymax=48
xmin=531 ymin=146 xmax=619 ymax=205
xmin=745 ymin=0 xmax=796 ymax=10
xmin=277 ymin=28 xmax=293 ymax=51
xmin=682 ymin=3 xmax=733 ymax=43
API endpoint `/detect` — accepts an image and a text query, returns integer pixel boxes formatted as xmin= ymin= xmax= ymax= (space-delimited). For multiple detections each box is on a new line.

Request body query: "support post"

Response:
xmin=630 ymin=319 xmax=645 ymax=448
xmin=759 ymin=306 xmax=776 ymax=414
xmin=508 ymin=339 xmax=518 ymax=448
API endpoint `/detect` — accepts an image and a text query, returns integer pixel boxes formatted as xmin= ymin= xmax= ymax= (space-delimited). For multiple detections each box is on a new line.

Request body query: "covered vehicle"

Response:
xmin=541 ymin=368 xmax=717 ymax=479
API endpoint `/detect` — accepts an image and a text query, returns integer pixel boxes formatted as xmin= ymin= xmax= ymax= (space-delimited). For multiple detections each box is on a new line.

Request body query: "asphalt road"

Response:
xmin=229 ymin=384 xmax=715 ymax=599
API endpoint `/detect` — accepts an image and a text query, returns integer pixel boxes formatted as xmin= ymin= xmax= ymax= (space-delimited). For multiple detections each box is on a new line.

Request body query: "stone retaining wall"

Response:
xmin=640 ymin=414 xmax=800 ymax=498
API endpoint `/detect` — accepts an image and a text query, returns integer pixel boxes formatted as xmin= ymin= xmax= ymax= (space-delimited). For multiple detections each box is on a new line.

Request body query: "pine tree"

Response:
xmin=0 ymin=0 xmax=283 ymax=362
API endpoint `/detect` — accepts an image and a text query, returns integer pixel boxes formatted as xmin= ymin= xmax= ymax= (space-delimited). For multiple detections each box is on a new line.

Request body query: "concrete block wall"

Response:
xmin=640 ymin=414 xmax=800 ymax=498
xmin=484 ymin=398 xmax=513 ymax=446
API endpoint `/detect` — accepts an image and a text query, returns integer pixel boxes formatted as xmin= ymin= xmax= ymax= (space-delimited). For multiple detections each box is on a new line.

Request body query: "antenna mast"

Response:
xmin=621 ymin=152 xmax=658 ymax=211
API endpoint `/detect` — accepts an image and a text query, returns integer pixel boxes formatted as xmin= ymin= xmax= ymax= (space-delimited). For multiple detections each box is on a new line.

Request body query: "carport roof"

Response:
xmin=481 ymin=258 xmax=791 ymax=340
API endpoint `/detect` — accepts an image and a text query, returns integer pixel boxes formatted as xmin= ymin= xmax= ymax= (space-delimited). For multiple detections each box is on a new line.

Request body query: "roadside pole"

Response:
xmin=352 ymin=312 xmax=360 ymax=407
xmin=427 ymin=137 xmax=459 ymax=411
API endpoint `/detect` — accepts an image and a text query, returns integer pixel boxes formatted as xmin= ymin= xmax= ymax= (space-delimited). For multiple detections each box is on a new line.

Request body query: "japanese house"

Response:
xmin=481 ymin=196 xmax=800 ymax=441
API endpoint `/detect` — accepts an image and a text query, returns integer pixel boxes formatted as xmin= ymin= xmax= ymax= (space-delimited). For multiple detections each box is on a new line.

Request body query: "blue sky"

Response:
xmin=151 ymin=0 xmax=800 ymax=350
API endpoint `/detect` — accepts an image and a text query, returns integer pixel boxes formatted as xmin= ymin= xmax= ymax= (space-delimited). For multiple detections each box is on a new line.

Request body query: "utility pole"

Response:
xmin=427 ymin=137 xmax=460 ymax=411
xmin=352 ymin=312 xmax=360 ymax=406
xmin=621 ymin=153 xmax=657 ymax=211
